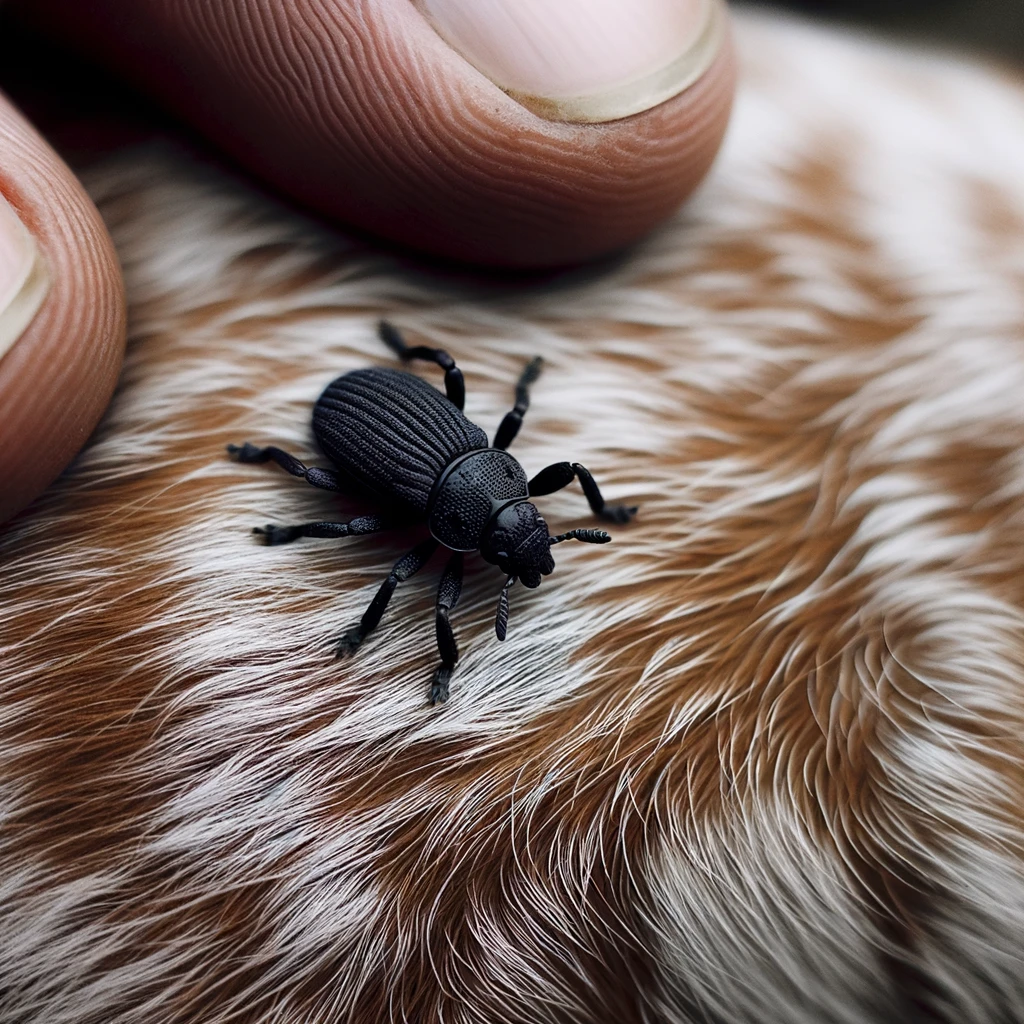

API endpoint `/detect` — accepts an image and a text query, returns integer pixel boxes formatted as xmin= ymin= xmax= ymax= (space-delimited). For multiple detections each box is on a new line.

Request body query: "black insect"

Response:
xmin=228 ymin=321 xmax=637 ymax=703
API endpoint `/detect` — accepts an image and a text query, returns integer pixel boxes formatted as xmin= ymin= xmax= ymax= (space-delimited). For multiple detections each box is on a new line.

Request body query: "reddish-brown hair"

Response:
xmin=2 ymin=14 xmax=1024 ymax=1023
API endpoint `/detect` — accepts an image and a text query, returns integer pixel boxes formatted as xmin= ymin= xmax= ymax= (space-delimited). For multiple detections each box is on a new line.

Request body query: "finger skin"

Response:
xmin=0 ymin=90 xmax=126 ymax=523
xmin=17 ymin=0 xmax=736 ymax=268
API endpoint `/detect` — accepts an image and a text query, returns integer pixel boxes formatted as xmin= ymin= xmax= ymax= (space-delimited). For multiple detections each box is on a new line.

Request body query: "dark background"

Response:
xmin=760 ymin=0 xmax=1024 ymax=62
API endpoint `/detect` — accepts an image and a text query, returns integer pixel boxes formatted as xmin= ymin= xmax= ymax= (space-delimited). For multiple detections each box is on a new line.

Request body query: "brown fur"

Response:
xmin=2 ymin=13 xmax=1024 ymax=1024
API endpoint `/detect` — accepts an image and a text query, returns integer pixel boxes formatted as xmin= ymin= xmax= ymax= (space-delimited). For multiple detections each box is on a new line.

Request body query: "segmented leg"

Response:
xmin=378 ymin=320 xmax=465 ymax=410
xmin=493 ymin=357 xmax=543 ymax=450
xmin=227 ymin=443 xmax=342 ymax=492
xmin=527 ymin=462 xmax=638 ymax=524
xmin=549 ymin=528 xmax=611 ymax=546
xmin=431 ymin=553 xmax=464 ymax=705
xmin=253 ymin=515 xmax=389 ymax=546
xmin=337 ymin=538 xmax=439 ymax=656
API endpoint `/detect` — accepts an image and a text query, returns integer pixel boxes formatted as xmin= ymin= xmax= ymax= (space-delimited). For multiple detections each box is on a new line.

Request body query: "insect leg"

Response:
xmin=430 ymin=553 xmax=464 ymax=704
xmin=526 ymin=461 xmax=575 ymax=496
xmin=337 ymin=538 xmax=439 ymax=657
xmin=227 ymin=443 xmax=342 ymax=492
xmin=378 ymin=320 xmax=465 ymax=411
xmin=493 ymin=357 xmax=543 ymax=450
xmin=253 ymin=515 xmax=389 ymax=546
xmin=571 ymin=463 xmax=638 ymax=523
xmin=527 ymin=462 xmax=638 ymax=524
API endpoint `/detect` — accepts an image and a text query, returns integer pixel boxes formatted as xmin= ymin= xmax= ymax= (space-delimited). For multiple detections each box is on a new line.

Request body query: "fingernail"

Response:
xmin=0 ymin=195 xmax=50 ymax=365
xmin=415 ymin=0 xmax=726 ymax=123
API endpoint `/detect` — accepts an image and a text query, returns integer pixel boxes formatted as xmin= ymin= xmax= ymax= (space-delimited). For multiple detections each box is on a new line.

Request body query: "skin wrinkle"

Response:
xmin=303 ymin=7 xmax=468 ymax=222
xmin=292 ymin=4 xmax=502 ymax=194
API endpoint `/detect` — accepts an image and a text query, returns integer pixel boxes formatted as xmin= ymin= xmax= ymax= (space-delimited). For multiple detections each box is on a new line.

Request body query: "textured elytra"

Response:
xmin=3 ymin=12 xmax=1024 ymax=1024
xmin=313 ymin=367 xmax=487 ymax=511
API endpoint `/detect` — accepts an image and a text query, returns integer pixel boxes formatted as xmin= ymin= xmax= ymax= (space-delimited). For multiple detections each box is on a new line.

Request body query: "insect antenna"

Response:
xmin=495 ymin=575 xmax=516 ymax=641
xmin=549 ymin=529 xmax=612 ymax=546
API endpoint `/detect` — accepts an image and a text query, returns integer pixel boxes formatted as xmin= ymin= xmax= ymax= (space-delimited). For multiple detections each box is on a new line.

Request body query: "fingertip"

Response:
xmin=0 ymin=90 xmax=126 ymax=524
xmin=18 ymin=0 xmax=736 ymax=268
xmin=293 ymin=0 xmax=740 ymax=265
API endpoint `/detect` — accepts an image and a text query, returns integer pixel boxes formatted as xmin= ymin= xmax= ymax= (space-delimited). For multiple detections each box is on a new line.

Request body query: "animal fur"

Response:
xmin=3 ymin=11 xmax=1024 ymax=1023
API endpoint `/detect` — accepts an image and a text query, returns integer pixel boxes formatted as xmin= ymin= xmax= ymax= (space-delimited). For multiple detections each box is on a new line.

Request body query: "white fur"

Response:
xmin=2 ymin=12 xmax=1024 ymax=1023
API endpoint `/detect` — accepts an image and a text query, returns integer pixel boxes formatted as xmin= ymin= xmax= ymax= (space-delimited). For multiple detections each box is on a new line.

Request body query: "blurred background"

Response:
xmin=757 ymin=0 xmax=1024 ymax=62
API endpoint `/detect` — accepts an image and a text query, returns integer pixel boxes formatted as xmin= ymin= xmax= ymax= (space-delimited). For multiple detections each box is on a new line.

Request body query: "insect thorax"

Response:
xmin=427 ymin=450 xmax=529 ymax=551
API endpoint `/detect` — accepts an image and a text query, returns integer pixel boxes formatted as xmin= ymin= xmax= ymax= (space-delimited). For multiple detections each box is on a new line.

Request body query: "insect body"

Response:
xmin=228 ymin=321 xmax=637 ymax=703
